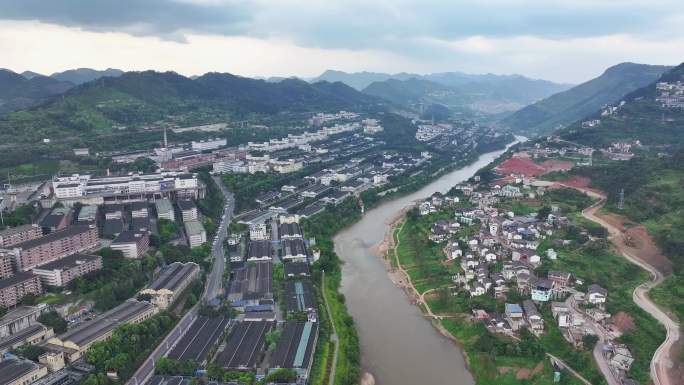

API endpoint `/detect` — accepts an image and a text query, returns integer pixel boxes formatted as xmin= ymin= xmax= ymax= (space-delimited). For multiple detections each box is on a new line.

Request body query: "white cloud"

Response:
xmin=0 ymin=19 xmax=681 ymax=83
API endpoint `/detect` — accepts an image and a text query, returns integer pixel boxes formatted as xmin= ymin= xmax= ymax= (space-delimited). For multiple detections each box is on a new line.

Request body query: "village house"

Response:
xmin=587 ymin=284 xmax=608 ymax=305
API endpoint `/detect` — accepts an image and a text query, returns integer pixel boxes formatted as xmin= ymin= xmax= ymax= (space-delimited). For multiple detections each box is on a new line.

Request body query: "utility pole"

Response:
xmin=617 ymin=188 xmax=625 ymax=210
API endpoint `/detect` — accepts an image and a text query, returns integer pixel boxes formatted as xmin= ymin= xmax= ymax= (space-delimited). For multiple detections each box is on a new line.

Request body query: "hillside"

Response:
xmin=50 ymin=68 xmax=124 ymax=85
xmin=0 ymin=70 xmax=383 ymax=145
xmin=559 ymin=63 xmax=684 ymax=147
xmin=503 ymin=62 xmax=671 ymax=136
xmin=362 ymin=74 xmax=569 ymax=119
xmin=0 ymin=69 xmax=74 ymax=113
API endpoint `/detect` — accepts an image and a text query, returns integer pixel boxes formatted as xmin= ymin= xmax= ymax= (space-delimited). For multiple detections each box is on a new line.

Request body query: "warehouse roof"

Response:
xmin=247 ymin=240 xmax=272 ymax=260
xmin=57 ymin=300 xmax=154 ymax=348
xmin=0 ymin=358 xmax=44 ymax=385
xmin=167 ymin=316 xmax=227 ymax=362
xmin=284 ymin=262 xmax=310 ymax=278
xmin=270 ymin=321 xmax=318 ymax=371
xmin=279 ymin=222 xmax=302 ymax=238
xmin=228 ymin=262 xmax=272 ymax=298
xmin=147 ymin=262 xmax=199 ymax=292
xmin=0 ymin=323 xmax=50 ymax=353
xmin=280 ymin=239 xmax=307 ymax=258
xmin=285 ymin=280 xmax=315 ymax=313
xmin=214 ymin=321 xmax=274 ymax=370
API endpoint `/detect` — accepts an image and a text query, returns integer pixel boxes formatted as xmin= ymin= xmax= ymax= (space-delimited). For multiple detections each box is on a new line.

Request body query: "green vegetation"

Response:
xmin=157 ymin=219 xmax=179 ymax=243
xmin=504 ymin=62 xmax=670 ymax=137
xmin=83 ymin=312 xmax=177 ymax=384
xmin=68 ymin=248 xmax=161 ymax=311
xmin=38 ymin=311 xmax=68 ymax=333
xmin=0 ymin=203 xmax=38 ymax=230
xmin=301 ymin=199 xmax=363 ymax=385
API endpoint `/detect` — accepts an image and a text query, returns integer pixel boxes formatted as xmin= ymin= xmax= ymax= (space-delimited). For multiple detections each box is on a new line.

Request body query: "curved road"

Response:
xmin=571 ymin=186 xmax=680 ymax=385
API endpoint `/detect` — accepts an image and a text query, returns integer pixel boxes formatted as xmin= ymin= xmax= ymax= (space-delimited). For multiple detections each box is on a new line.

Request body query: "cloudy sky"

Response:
xmin=1 ymin=0 xmax=683 ymax=83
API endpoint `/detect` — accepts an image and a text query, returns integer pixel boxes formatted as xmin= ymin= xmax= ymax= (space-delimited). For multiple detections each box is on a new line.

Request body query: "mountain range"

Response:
xmin=502 ymin=62 xmax=671 ymax=136
xmin=314 ymin=69 xmax=572 ymax=117
xmin=0 ymin=68 xmax=125 ymax=113
xmin=0 ymin=70 xmax=384 ymax=144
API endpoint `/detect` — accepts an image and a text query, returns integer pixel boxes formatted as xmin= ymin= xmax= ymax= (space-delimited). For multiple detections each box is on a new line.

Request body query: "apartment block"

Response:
xmin=110 ymin=231 xmax=150 ymax=259
xmin=0 ymin=225 xmax=99 ymax=271
xmin=0 ymin=273 xmax=43 ymax=309
xmin=0 ymin=225 xmax=42 ymax=248
xmin=32 ymin=254 xmax=103 ymax=287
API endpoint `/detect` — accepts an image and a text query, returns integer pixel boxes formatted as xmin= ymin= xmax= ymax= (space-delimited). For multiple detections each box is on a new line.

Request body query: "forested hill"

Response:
xmin=558 ymin=62 xmax=684 ymax=147
xmin=0 ymin=69 xmax=74 ymax=113
xmin=0 ymin=70 xmax=385 ymax=144
xmin=502 ymin=62 xmax=671 ymax=137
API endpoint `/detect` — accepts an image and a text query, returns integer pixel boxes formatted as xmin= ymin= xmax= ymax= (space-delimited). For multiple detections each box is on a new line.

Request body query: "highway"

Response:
xmin=127 ymin=176 xmax=233 ymax=385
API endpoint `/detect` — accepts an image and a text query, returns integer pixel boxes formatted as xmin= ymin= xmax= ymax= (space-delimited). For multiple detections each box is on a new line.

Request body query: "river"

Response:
xmin=334 ymin=139 xmax=522 ymax=385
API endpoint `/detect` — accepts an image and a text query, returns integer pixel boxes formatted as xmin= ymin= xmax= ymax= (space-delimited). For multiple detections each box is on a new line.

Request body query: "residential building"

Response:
xmin=587 ymin=284 xmax=607 ymax=305
xmin=155 ymin=198 xmax=175 ymax=222
xmin=505 ymin=303 xmax=524 ymax=331
xmin=0 ymin=225 xmax=42 ymax=248
xmin=102 ymin=218 xmax=124 ymax=239
xmin=177 ymin=200 xmax=198 ymax=222
xmin=0 ymin=225 xmax=99 ymax=271
xmin=0 ymin=256 xmax=13 ymax=280
xmin=139 ymin=262 xmax=200 ymax=309
xmin=32 ymin=254 xmax=103 ymax=287
xmin=110 ymin=231 xmax=150 ymax=259
xmin=523 ymin=300 xmax=544 ymax=335
xmin=184 ymin=220 xmax=207 ymax=248
xmin=531 ymin=278 xmax=554 ymax=302
xmin=0 ymin=273 xmax=43 ymax=308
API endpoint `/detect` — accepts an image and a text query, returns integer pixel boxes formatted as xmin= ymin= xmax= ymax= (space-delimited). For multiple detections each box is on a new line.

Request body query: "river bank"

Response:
xmin=333 ymin=140 xmax=521 ymax=385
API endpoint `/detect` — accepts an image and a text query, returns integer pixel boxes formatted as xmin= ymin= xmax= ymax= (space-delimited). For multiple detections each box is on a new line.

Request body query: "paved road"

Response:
xmin=127 ymin=176 xmax=233 ymax=385
xmin=567 ymin=185 xmax=680 ymax=385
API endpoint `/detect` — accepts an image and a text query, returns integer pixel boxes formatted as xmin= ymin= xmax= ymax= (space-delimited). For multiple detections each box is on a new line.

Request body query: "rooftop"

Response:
xmin=112 ymin=230 xmax=148 ymax=244
xmin=184 ymin=220 xmax=206 ymax=237
xmin=0 ymin=224 xmax=40 ymax=237
xmin=0 ymin=358 xmax=43 ymax=385
xmin=8 ymin=225 xmax=94 ymax=250
xmin=155 ymin=199 xmax=174 ymax=214
xmin=147 ymin=262 xmax=199 ymax=292
xmin=177 ymin=200 xmax=196 ymax=211
xmin=270 ymin=321 xmax=318 ymax=371
xmin=0 ymin=272 xmax=38 ymax=290
xmin=57 ymin=300 xmax=154 ymax=347
xmin=32 ymin=254 xmax=100 ymax=272
xmin=214 ymin=320 xmax=274 ymax=370
xmin=247 ymin=240 xmax=272 ymax=259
